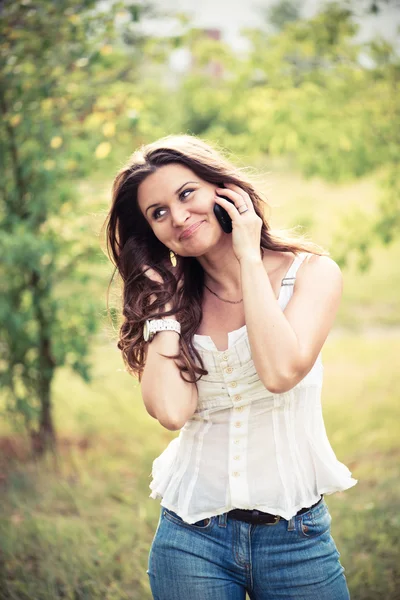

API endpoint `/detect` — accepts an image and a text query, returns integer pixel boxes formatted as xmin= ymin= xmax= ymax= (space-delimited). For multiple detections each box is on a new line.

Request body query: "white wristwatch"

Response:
xmin=143 ymin=318 xmax=181 ymax=342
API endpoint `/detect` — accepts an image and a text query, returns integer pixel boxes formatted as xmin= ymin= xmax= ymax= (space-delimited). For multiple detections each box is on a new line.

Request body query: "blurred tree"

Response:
xmin=247 ymin=1 xmax=400 ymax=268
xmin=362 ymin=0 xmax=400 ymax=14
xmin=0 ymin=0 xmax=162 ymax=453
xmin=264 ymin=0 xmax=301 ymax=31
xmin=177 ymin=2 xmax=399 ymax=269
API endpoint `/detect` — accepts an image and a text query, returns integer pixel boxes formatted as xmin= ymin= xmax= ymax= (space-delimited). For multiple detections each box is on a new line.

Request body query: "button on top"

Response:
xmin=222 ymin=354 xmax=228 ymax=361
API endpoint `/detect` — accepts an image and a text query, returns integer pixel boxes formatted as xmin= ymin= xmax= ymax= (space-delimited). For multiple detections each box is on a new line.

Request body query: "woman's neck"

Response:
xmin=197 ymin=244 xmax=271 ymax=296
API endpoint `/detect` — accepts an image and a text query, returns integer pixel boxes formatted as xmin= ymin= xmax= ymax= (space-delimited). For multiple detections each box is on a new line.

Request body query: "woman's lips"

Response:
xmin=179 ymin=220 xmax=205 ymax=240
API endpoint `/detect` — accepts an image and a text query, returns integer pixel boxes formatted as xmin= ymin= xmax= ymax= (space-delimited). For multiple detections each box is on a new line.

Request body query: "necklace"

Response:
xmin=204 ymin=283 xmax=243 ymax=304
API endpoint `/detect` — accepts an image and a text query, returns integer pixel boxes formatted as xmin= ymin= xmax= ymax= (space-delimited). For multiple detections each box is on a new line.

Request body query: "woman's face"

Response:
xmin=137 ymin=163 xmax=225 ymax=257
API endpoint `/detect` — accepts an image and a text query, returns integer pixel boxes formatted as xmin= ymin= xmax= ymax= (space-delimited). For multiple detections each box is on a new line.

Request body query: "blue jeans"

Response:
xmin=147 ymin=498 xmax=350 ymax=599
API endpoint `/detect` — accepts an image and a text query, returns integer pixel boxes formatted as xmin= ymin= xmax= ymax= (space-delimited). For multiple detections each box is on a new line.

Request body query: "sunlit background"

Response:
xmin=1 ymin=1 xmax=400 ymax=598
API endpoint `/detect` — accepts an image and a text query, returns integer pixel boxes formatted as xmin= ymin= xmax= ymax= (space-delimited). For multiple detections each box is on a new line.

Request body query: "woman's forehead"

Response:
xmin=137 ymin=164 xmax=198 ymax=207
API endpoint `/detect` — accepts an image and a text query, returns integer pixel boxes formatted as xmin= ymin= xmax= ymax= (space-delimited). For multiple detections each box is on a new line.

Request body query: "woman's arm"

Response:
xmin=139 ymin=268 xmax=198 ymax=430
xmin=213 ymin=183 xmax=342 ymax=394
xmin=141 ymin=320 xmax=198 ymax=431
xmin=240 ymin=253 xmax=342 ymax=393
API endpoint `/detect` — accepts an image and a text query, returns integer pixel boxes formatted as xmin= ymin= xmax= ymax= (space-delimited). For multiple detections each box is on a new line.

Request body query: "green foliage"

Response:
xmin=1 ymin=0 xmax=399 ymax=444
xmin=175 ymin=2 xmax=400 ymax=265
xmin=0 ymin=0 xmax=165 ymax=443
xmin=265 ymin=0 xmax=301 ymax=31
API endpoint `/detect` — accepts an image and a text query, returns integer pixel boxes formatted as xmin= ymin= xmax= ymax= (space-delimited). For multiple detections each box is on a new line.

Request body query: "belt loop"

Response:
xmin=287 ymin=516 xmax=295 ymax=531
xmin=218 ymin=512 xmax=227 ymax=528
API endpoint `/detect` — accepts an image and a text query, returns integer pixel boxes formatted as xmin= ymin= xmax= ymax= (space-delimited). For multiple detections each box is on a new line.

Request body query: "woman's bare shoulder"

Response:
xmin=297 ymin=253 xmax=342 ymax=292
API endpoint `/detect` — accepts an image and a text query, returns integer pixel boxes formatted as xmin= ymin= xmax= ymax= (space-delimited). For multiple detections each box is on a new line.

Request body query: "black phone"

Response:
xmin=213 ymin=186 xmax=234 ymax=233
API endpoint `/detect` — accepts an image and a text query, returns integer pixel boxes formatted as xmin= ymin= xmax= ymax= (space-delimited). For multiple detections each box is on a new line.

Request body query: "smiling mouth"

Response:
xmin=179 ymin=221 xmax=205 ymax=240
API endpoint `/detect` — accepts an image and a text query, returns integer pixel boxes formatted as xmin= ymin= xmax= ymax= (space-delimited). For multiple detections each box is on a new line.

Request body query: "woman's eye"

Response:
xmin=180 ymin=188 xmax=193 ymax=200
xmin=153 ymin=208 xmax=167 ymax=220
xmin=152 ymin=189 xmax=194 ymax=220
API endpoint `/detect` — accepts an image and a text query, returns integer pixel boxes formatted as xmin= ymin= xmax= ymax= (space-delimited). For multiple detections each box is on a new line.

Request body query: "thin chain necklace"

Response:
xmin=204 ymin=283 xmax=243 ymax=304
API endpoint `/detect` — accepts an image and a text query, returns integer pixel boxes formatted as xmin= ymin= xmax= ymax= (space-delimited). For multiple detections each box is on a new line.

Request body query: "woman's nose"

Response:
xmin=170 ymin=206 xmax=190 ymax=227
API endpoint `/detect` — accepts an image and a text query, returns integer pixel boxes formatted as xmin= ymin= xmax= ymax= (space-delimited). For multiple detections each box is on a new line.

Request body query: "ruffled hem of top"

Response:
xmin=155 ymin=479 xmax=358 ymax=524
xmin=149 ymin=437 xmax=180 ymax=500
xmin=148 ymin=425 xmax=359 ymax=522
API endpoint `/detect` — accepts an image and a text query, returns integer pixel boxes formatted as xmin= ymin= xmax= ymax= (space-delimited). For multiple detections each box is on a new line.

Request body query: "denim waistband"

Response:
xmin=227 ymin=495 xmax=324 ymax=525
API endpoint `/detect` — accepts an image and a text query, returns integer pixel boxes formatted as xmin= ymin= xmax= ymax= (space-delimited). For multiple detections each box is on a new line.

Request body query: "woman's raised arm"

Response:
xmin=140 ymin=268 xmax=198 ymax=430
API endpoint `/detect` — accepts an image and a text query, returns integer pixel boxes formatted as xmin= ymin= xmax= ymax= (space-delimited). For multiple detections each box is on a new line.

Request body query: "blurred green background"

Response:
xmin=1 ymin=1 xmax=399 ymax=599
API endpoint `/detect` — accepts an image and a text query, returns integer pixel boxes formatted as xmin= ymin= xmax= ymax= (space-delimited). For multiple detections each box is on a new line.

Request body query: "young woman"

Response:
xmin=104 ymin=135 xmax=357 ymax=600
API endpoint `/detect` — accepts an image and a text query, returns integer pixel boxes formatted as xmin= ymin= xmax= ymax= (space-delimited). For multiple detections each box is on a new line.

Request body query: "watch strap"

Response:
xmin=145 ymin=318 xmax=181 ymax=341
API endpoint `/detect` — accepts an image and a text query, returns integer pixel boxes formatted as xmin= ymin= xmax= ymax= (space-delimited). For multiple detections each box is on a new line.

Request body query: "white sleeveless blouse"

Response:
xmin=149 ymin=252 xmax=357 ymax=524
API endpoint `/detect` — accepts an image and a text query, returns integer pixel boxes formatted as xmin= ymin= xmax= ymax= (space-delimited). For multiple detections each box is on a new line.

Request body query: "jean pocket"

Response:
xmin=163 ymin=508 xmax=214 ymax=531
xmin=297 ymin=502 xmax=332 ymax=539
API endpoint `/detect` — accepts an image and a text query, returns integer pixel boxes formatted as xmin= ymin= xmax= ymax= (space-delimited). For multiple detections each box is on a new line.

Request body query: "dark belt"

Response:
xmin=227 ymin=495 xmax=323 ymax=525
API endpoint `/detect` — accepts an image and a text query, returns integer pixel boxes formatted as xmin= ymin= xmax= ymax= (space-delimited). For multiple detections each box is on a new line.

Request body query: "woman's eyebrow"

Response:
xmin=175 ymin=180 xmax=198 ymax=195
xmin=145 ymin=181 xmax=199 ymax=215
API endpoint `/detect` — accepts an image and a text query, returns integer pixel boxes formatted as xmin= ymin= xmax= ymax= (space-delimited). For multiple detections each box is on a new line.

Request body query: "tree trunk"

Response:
xmin=30 ymin=272 xmax=57 ymax=456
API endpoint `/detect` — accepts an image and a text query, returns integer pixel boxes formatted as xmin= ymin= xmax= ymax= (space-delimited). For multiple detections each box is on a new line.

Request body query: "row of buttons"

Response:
xmin=221 ymin=353 xmax=244 ymax=479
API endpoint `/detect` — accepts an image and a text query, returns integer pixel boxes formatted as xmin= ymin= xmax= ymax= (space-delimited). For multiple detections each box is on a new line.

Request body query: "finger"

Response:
xmin=214 ymin=194 xmax=244 ymax=221
xmin=216 ymin=186 xmax=243 ymax=203
xmin=224 ymin=183 xmax=255 ymax=212
xmin=223 ymin=183 xmax=250 ymax=203
xmin=216 ymin=185 xmax=253 ymax=212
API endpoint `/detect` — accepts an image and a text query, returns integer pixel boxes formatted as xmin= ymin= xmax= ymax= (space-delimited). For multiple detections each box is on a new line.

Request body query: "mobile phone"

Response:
xmin=213 ymin=188 xmax=235 ymax=234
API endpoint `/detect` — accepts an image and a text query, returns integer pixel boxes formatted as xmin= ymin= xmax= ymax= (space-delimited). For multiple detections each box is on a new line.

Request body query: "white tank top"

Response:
xmin=149 ymin=252 xmax=357 ymax=524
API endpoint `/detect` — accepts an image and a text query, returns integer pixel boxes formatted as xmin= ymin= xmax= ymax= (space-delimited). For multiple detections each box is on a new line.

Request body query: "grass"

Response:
xmin=1 ymin=168 xmax=399 ymax=599
xmin=1 ymin=334 xmax=399 ymax=599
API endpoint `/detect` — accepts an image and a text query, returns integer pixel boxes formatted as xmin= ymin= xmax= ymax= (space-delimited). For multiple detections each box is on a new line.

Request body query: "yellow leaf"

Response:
xmin=102 ymin=122 xmax=116 ymax=137
xmin=60 ymin=202 xmax=72 ymax=215
xmin=85 ymin=112 xmax=105 ymax=129
xmin=95 ymin=142 xmax=111 ymax=159
xmin=44 ymin=160 xmax=55 ymax=170
xmin=127 ymin=98 xmax=144 ymax=111
xmin=41 ymin=98 xmax=53 ymax=111
xmin=50 ymin=136 xmax=63 ymax=149
xmin=10 ymin=114 xmax=21 ymax=127
xmin=100 ymin=45 xmax=113 ymax=56
xmin=66 ymin=159 xmax=78 ymax=171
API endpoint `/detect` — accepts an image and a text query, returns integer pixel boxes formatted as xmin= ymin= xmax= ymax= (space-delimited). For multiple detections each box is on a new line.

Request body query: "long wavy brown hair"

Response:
xmin=102 ymin=134 xmax=328 ymax=383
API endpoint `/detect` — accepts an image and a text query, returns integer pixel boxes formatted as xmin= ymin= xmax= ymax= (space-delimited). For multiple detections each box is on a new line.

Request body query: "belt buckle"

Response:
xmin=251 ymin=509 xmax=281 ymax=526
xmin=266 ymin=515 xmax=280 ymax=526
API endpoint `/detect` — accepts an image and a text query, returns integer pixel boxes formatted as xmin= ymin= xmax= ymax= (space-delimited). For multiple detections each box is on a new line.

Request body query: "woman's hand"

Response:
xmin=214 ymin=183 xmax=263 ymax=263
